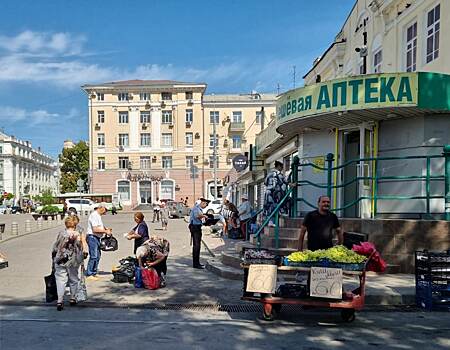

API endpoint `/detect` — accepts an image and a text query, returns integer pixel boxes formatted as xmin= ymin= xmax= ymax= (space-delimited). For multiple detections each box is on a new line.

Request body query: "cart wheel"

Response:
xmin=341 ymin=309 xmax=356 ymax=322
xmin=261 ymin=304 xmax=275 ymax=321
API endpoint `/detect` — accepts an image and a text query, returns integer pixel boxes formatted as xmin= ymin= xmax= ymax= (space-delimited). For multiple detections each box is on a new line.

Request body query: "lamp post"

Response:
xmin=212 ymin=94 xmax=218 ymax=200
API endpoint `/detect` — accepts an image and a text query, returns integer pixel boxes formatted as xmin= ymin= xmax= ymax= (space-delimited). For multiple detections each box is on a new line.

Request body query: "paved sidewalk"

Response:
xmin=201 ymin=229 xmax=417 ymax=306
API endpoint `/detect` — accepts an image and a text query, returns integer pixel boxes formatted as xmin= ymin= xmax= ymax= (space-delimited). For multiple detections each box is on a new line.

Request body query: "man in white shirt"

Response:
xmin=86 ymin=205 xmax=112 ymax=280
xmin=152 ymin=198 xmax=161 ymax=223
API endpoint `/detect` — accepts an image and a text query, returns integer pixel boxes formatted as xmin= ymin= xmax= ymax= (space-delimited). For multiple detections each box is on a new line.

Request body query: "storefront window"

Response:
xmin=117 ymin=180 xmax=130 ymax=201
xmin=160 ymin=180 xmax=174 ymax=200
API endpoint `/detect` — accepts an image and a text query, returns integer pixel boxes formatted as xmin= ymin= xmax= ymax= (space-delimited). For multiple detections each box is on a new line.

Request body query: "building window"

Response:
xmin=162 ymin=110 xmax=173 ymax=124
xmin=232 ymin=111 xmax=242 ymax=123
xmin=162 ymin=156 xmax=172 ymax=169
xmin=209 ymin=111 xmax=219 ymax=124
xmin=161 ymin=92 xmax=172 ymax=101
xmin=162 ymin=133 xmax=173 ymax=147
xmin=232 ymin=135 xmax=241 ymax=149
xmin=140 ymin=111 xmax=150 ymax=123
xmin=185 ymin=109 xmax=193 ymax=123
xmin=406 ymin=22 xmax=417 ymax=72
xmin=117 ymin=180 xmax=130 ymax=201
xmin=119 ymin=111 xmax=129 ymax=124
xmin=373 ymin=49 xmax=382 ymax=73
xmin=97 ymin=133 xmax=105 ymax=146
xmin=140 ymin=156 xmax=151 ymax=170
xmin=160 ymin=179 xmax=174 ymax=200
xmin=118 ymin=92 xmax=129 ymax=101
xmin=209 ymin=155 xmax=219 ymax=169
xmin=426 ymin=4 xmax=440 ymax=63
xmin=118 ymin=157 xmax=129 ymax=170
xmin=209 ymin=134 xmax=218 ymax=148
xmin=186 ymin=156 xmax=194 ymax=169
xmin=118 ymin=133 xmax=129 ymax=147
xmin=96 ymin=93 xmax=104 ymax=101
xmin=185 ymin=132 xmax=193 ymax=147
xmin=256 ymin=111 xmax=262 ymax=124
xmin=185 ymin=91 xmax=193 ymax=100
xmin=140 ymin=133 xmax=151 ymax=147
xmin=97 ymin=157 xmax=105 ymax=170
xmin=97 ymin=111 xmax=105 ymax=123
xmin=140 ymin=92 xmax=150 ymax=101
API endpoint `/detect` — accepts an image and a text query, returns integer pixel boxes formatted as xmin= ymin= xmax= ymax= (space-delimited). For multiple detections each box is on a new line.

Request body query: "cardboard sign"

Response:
xmin=309 ymin=267 xmax=343 ymax=299
xmin=246 ymin=264 xmax=277 ymax=294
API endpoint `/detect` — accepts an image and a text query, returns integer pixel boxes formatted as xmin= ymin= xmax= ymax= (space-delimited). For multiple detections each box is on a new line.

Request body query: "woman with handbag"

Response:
xmin=125 ymin=212 xmax=149 ymax=254
xmin=51 ymin=216 xmax=85 ymax=311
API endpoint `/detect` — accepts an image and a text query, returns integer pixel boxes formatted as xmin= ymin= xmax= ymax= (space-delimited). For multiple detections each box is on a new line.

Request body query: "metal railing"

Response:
xmin=290 ymin=145 xmax=450 ymax=219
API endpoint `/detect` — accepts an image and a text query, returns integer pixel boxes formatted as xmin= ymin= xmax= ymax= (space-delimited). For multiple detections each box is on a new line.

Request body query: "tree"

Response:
xmin=59 ymin=141 xmax=89 ymax=193
xmin=34 ymin=189 xmax=55 ymax=205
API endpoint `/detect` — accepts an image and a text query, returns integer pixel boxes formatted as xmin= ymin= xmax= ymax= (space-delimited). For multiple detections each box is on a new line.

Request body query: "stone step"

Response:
xmin=205 ymin=258 xmax=243 ymax=280
xmin=221 ymin=251 xmax=242 ymax=270
xmin=261 ymin=236 xmax=299 ymax=249
xmin=264 ymin=227 xmax=301 ymax=239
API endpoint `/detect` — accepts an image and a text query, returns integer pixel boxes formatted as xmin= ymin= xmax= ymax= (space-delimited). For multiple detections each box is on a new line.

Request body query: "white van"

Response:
xmin=66 ymin=198 xmax=96 ymax=215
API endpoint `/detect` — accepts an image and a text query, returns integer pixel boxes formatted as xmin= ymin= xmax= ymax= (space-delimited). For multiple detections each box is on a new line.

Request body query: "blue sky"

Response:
xmin=0 ymin=0 xmax=354 ymax=157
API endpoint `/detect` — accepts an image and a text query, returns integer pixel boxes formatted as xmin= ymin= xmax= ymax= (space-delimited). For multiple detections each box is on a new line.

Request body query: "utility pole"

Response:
xmin=212 ymin=94 xmax=218 ymax=200
xmin=293 ymin=66 xmax=296 ymax=89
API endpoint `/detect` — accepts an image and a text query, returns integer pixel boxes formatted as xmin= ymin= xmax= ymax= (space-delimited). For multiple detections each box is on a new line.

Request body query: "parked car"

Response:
xmin=202 ymin=199 xmax=223 ymax=215
xmin=65 ymin=198 xmax=96 ymax=214
xmin=167 ymin=201 xmax=191 ymax=218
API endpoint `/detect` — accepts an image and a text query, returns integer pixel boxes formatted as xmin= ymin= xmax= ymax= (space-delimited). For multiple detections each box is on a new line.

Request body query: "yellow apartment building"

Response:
xmin=81 ymin=80 xmax=275 ymax=209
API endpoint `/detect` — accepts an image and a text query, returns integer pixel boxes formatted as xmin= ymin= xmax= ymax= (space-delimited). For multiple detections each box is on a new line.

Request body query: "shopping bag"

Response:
xmin=134 ymin=266 xmax=144 ymax=288
xmin=100 ymin=235 xmax=118 ymax=252
xmin=142 ymin=267 xmax=160 ymax=290
xmin=76 ymin=265 xmax=88 ymax=302
xmin=44 ymin=272 xmax=57 ymax=303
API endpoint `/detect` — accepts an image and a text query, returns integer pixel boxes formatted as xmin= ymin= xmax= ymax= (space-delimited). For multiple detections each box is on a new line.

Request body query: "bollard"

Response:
xmin=57 ymin=214 xmax=61 ymax=222
xmin=11 ymin=222 xmax=19 ymax=236
xmin=37 ymin=218 xmax=43 ymax=230
xmin=25 ymin=220 xmax=32 ymax=233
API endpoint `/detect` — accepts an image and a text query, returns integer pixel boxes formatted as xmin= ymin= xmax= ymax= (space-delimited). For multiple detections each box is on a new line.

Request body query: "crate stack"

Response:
xmin=415 ymin=250 xmax=450 ymax=311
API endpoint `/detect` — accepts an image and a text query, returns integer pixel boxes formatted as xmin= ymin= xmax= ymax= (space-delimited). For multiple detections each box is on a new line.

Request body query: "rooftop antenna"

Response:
xmin=293 ymin=65 xmax=296 ymax=89
xmin=277 ymin=83 xmax=280 ymax=95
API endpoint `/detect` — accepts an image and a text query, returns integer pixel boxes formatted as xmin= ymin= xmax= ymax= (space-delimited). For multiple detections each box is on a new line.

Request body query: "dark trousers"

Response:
xmin=189 ymin=224 xmax=202 ymax=267
xmin=153 ymin=256 xmax=168 ymax=277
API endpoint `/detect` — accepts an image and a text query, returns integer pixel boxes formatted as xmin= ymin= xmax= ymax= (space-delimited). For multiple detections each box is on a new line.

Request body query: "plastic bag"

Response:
xmin=134 ymin=266 xmax=144 ymax=288
xmin=76 ymin=265 xmax=88 ymax=302
xmin=142 ymin=267 xmax=160 ymax=290
xmin=352 ymin=242 xmax=387 ymax=273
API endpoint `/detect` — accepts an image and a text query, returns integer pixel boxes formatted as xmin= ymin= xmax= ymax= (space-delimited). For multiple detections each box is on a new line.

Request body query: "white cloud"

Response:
xmin=0 ymin=31 xmax=86 ymax=56
xmin=0 ymin=31 xmax=294 ymax=92
xmin=0 ymin=106 xmax=80 ymax=125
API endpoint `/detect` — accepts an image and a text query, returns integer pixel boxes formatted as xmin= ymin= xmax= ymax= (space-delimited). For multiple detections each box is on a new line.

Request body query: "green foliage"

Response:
xmin=41 ymin=205 xmax=60 ymax=214
xmin=59 ymin=141 xmax=89 ymax=193
xmin=287 ymin=245 xmax=366 ymax=264
xmin=34 ymin=189 xmax=54 ymax=205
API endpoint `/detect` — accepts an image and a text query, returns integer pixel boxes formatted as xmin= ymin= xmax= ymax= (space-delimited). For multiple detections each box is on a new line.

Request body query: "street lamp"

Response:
xmin=212 ymin=93 xmax=218 ymax=200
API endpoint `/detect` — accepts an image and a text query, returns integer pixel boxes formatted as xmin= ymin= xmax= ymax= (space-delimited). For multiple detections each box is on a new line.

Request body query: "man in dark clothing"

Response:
xmin=188 ymin=198 xmax=209 ymax=269
xmin=298 ymin=196 xmax=343 ymax=251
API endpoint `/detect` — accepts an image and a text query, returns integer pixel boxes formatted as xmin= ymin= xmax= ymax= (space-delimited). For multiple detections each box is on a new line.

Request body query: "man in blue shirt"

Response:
xmin=189 ymin=198 xmax=209 ymax=269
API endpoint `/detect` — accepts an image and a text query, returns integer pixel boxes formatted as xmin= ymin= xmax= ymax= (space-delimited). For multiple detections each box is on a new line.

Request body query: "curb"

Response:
xmin=0 ymin=225 xmax=61 ymax=245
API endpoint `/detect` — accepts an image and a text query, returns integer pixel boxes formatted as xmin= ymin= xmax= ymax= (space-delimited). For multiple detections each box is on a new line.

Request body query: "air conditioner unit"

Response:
xmin=128 ymin=95 xmax=133 ymax=100
xmin=187 ymin=99 xmax=194 ymax=105
xmin=169 ymin=123 xmax=174 ymax=128
xmin=118 ymin=146 xmax=124 ymax=152
xmin=223 ymin=139 xmax=229 ymax=147
xmin=195 ymin=132 xmax=200 ymax=139
xmin=95 ymin=123 xmax=101 ymax=130
xmin=142 ymin=123 xmax=147 ymax=129
xmin=161 ymin=101 xmax=166 ymax=107
xmin=186 ymin=121 xmax=192 ymax=127
xmin=152 ymin=156 xmax=157 ymax=162
xmin=194 ymin=156 xmax=199 ymax=162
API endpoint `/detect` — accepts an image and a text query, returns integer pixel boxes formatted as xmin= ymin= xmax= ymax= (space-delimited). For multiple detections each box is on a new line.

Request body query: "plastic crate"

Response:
xmin=415 ymin=250 xmax=450 ymax=311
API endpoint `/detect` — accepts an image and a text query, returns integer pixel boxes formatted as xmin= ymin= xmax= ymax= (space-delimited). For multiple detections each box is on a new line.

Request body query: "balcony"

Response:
xmin=229 ymin=122 xmax=245 ymax=132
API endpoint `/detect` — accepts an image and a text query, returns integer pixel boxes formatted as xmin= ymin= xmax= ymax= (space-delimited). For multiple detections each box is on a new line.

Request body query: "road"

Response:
xmin=1 ymin=212 xmax=449 ymax=350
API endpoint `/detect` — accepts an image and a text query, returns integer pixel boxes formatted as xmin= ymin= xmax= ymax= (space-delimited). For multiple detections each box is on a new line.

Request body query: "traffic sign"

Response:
xmin=77 ymin=179 xmax=85 ymax=187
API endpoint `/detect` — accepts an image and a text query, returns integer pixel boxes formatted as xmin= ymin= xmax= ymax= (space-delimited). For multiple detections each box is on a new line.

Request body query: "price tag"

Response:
xmin=309 ymin=267 xmax=343 ymax=299
xmin=246 ymin=264 xmax=277 ymax=294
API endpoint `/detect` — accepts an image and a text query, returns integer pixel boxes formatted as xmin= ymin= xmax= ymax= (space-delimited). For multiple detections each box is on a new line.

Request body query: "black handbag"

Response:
xmin=100 ymin=235 xmax=118 ymax=252
xmin=44 ymin=270 xmax=57 ymax=303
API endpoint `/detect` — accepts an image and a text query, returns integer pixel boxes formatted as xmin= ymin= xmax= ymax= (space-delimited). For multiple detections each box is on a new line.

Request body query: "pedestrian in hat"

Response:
xmin=188 ymin=197 xmax=209 ymax=269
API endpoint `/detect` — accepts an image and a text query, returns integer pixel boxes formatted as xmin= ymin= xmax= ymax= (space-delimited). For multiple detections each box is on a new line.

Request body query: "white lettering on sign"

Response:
xmin=246 ymin=264 xmax=277 ymax=294
xmin=310 ymin=267 xmax=343 ymax=299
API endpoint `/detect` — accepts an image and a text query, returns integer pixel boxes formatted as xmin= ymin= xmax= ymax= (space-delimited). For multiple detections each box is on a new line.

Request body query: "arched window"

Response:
xmin=160 ymin=179 xmax=174 ymax=200
xmin=117 ymin=180 xmax=130 ymax=201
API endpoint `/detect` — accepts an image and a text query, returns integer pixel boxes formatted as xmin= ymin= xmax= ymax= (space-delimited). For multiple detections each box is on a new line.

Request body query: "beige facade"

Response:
xmin=304 ymin=0 xmax=449 ymax=84
xmin=82 ymin=80 xmax=275 ymax=209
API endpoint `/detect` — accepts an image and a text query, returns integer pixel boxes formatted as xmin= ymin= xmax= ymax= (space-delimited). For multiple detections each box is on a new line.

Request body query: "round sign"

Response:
xmin=232 ymin=155 xmax=249 ymax=172
xmin=76 ymin=179 xmax=85 ymax=187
